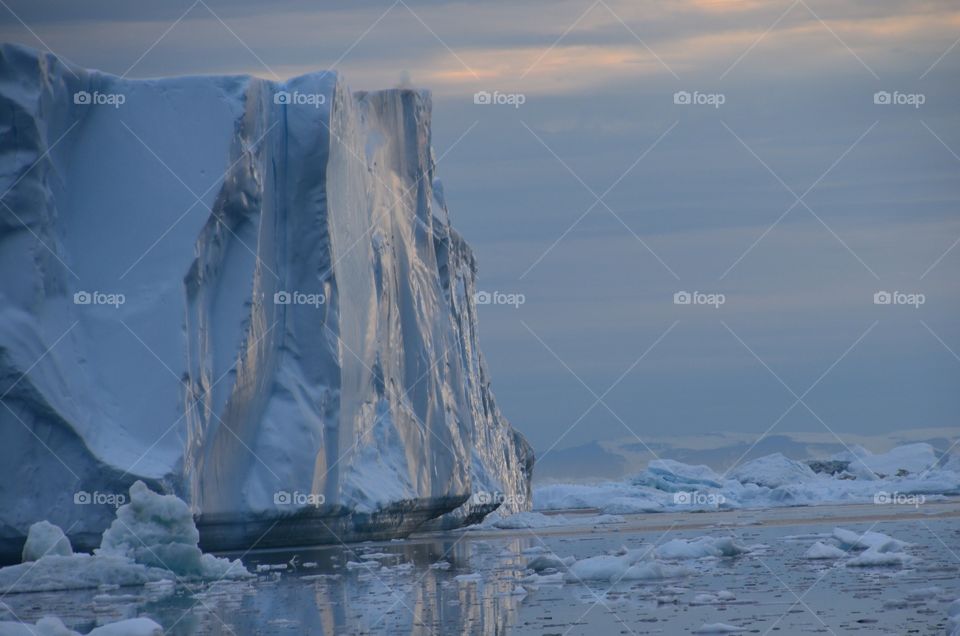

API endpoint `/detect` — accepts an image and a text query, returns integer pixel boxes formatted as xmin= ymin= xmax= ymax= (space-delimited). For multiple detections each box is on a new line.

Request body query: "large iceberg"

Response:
xmin=0 ymin=44 xmax=532 ymax=563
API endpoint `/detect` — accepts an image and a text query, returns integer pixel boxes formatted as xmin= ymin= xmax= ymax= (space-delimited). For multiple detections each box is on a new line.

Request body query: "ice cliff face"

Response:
xmin=0 ymin=44 xmax=532 ymax=561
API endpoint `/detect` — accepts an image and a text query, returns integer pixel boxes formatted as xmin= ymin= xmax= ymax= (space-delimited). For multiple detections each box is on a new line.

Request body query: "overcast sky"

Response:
xmin=3 ymin=0 xmax=958 ymax=457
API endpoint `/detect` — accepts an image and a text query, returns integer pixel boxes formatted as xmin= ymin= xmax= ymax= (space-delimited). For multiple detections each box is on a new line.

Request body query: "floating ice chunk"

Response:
xmin=564 ymin=548 xmax=691 ymax=583
xmin=87 ymin=618 xmax=163 ymax=636
xmin=832 ymin=528 xmax=908 ymax=551
xmin=98 ymin=482 xmax=247 ymax=579
xmin=526 ymin=553 xmax=574 ymax=573
xmin=454 ymin=573 xmax=483 ymax=583
xmin=654 ymin=536 xmax=749 ymax=560
xmin=520 ymin=571 xmax=565 ymax=585
xmin=803 ymin=541 xmax=847 ymax=560
xmin=0 ymin=617 xmax=162 ymax=636
xmin=692 ymin=624 xmax=743 ymax=634
xmin=845 ymin=543 xmax=914 ymax=568
xmin=728 ymin=454 xmax=817 ymax=488
xmin=0 ymin=483 xmax=248 ymax=593
xmin=21 ymin=522 xmax=72 ymax=562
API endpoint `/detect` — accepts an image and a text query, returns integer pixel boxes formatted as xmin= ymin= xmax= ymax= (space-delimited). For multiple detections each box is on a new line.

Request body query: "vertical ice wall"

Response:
xmin=0 ymin=44 xmax=532 ymax=561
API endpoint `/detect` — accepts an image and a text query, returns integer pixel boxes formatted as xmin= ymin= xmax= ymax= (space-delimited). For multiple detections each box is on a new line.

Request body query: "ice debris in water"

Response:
xmin=0 ymin=616 xmax=162 ymax=636
xmin=0 ymin=481 xmax=249 ymax=593
xmin=21 ymin=522 xmax=72 ymax=561
xmin=98 ymin=481 xmax=246 ymax=578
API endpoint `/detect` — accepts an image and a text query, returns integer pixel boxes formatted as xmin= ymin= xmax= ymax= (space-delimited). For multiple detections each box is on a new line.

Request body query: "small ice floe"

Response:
xmin=0 ymin=616 xmax=163 ymax=636
xmin=692 ymin=623 xmax=743 ymax=634
xmin=520 ymin=546 xmax=548 ymax=555
xmin=344 ymin=561 xmax=372 ymax=570
xmin=832 ymin=528 xmax=909 ymax=551
xmin=690 ymin=590 xmax=736 ymax=605
xmin=429 ymin=560 xmax=451 ymax=570
xmin=829 ymin=527 xmax=914 ymax=568
xmin=301 ymin=562 xmax=318 ymax=569
xmin=845 ymin=545 xmax=914 ymax=568
xmin=803 ymin=541 xmax=847 ymax=560
xmin=519 ymin=571 xmax=564 ymax=585
xmin=565 ymin=548 xmax=692 ymax=583
xmin=453 ymin=573 xmax=483 ymax=583
xmin=526 ymin=554 xmax=575 ymax=573
xmin=358 ymin=552 xmax=393 ymax=560
xmin=654 ymin=536 xmax=749 ymax=560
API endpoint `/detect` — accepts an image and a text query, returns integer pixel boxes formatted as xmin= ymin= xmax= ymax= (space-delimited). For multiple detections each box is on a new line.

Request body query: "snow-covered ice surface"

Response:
xmin=0 ymin=43 xmax=532 ymax=560
xmin=1 ymin=501 xmax=956 ymax=634
xmin=535 ymin=444 xmax=959 ymax=514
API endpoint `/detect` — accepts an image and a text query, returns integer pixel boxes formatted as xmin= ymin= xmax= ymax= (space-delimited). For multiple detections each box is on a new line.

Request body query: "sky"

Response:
xmin=2 ymin=0 xmax=958 ymax=460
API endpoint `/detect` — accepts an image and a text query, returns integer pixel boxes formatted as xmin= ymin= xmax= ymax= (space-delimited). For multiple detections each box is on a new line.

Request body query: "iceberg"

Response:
xmin=533 ymin=443 xmax=958 ymax=515
xmin=0 ymin=43 xmax=532 ymax=563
